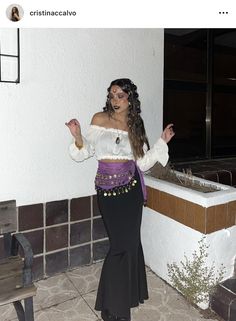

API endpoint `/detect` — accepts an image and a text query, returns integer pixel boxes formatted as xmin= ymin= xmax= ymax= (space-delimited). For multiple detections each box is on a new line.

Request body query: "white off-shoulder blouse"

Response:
xmin=69 ymin=125 xmax=169 ymax=172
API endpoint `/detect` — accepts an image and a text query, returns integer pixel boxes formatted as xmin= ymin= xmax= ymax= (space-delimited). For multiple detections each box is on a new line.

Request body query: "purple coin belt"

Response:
xmin=95 ymin=160 xmax=147 ymax=203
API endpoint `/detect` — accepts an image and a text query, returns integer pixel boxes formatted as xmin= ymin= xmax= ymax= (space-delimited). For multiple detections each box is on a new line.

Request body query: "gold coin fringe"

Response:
xmin=95 ymin=178 xmax=138 ymax=197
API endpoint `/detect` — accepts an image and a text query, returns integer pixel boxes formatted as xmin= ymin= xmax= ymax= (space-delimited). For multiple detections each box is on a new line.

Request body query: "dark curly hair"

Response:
xmin=11 ymin=6 xmax=20 ymax=21
xmin=103 ymin=78 xmax=150 ymax=159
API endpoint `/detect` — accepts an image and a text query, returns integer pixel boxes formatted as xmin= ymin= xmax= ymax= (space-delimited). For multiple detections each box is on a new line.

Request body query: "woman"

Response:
xmin=66 ymin=78 xmax=174 ymax=321
xmin=11 ymin=6 xmax=20 ymax=21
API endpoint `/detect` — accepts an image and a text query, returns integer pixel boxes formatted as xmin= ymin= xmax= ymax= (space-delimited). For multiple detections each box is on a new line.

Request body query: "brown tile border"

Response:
xmin=205 ymin=207 xmax=216 ymax=234
xmin=146 ymin=186 xmax=153 ymax=209
xmin=18 ymin=203 xmax=43 ymax=231
xmin=215 ymin=204 xmax=228 ymax=231
xmin=174 ymin=197 xmax=187 ymax=224
xmin=46 ymin=225 xmax=68 ymax=251
xmin=46 ymin=199 xmax=68 ymax=226
xmin=228 ymin=201 xmax=236 ymax=227
xmin=147 ymin=186 xmax=236 ymax=234
xmin=70 ymin=221 xmax=91 ymax=246
xmin=185 ymin=202 xmax=202 ymax=230
xmin=194 ymin=205 xmax=206 ymax=233
xmin=159 ymin=192 xmax=176 ymax=219
xmin=23 ymin=230 xmax=44 ymax=255
xmin=71 ymin=196 xmax=91 ymax=221
xmin=13 ymin=194 xmax=108 ymax=280
xmin=46 ymin=250 xmax=68 ymax=276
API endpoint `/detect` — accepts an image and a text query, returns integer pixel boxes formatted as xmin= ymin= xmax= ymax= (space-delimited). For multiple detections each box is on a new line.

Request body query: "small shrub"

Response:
xmin=167 ymin=237 xmax=225 ymax=305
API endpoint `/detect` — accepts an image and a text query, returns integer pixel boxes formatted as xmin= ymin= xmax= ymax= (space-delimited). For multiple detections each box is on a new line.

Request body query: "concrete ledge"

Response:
xmin=210 ymin=278 xmax=236 ymax=321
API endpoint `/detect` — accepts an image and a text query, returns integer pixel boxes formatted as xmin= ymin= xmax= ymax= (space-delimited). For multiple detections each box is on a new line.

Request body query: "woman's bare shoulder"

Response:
xmin=91 ymin=112 xmax=108 ymax=126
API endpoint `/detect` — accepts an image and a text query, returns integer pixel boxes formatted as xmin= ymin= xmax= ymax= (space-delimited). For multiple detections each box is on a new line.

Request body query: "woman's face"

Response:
xmin=12 ymin=7 xmax=17 ymax=13
xmin=109 ymin=85 xmax=129 ymax=115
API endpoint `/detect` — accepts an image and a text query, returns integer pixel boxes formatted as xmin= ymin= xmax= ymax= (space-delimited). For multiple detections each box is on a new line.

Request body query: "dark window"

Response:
xmin=164 ymin=29 xmax=236 ymax=161
xmin=212 ymin=30 xmax=236 ymax=157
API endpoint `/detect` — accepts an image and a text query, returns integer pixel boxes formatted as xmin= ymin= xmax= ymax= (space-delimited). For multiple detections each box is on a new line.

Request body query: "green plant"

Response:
xmin=167 ymin=237 xmax=226 ymax=306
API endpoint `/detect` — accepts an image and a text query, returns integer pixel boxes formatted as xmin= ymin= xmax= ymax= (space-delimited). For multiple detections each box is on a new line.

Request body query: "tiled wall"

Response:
xmin=0 ymin=195 xmax=109 ymax=281
xmin=146 ymin=186 xmax=236 ymax=234
xmin=2 ymin=186 xmax=234 ymax=281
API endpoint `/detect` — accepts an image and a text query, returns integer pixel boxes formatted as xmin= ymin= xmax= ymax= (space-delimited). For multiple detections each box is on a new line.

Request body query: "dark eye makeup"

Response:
xmin=109 ymin=93 xmax=126 ymax=99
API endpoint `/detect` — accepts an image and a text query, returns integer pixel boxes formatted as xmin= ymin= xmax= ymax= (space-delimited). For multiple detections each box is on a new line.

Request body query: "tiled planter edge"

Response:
xmin=141 ymin=174 xmax=236 ymax=310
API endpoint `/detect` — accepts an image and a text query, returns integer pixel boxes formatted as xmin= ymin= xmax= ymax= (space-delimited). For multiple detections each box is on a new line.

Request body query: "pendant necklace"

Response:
xmin=111 ymin=115 xmax=123 ymax=144
xmin=115 ymin=130 xmax=121 ymax=144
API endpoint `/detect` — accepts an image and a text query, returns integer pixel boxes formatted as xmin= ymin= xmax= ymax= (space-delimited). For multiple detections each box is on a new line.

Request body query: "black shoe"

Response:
xmin=101 ymin=309 xmax=117 ymax=321
xmin=117 ymin=317 xmax=131 ymax=321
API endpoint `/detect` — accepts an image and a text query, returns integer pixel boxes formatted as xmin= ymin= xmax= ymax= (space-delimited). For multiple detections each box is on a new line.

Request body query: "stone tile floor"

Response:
xmin=0 ymin=262 xmax=221 ymax=321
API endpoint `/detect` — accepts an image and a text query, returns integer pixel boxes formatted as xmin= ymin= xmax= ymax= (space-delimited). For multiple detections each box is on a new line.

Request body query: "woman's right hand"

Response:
xmin=65 ymin=119 xmax=82 ymax=139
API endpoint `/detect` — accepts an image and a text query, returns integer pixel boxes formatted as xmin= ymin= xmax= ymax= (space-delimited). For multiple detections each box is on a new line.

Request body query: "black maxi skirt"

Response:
xmin=94 ymin=168 xmax=149 ymax=319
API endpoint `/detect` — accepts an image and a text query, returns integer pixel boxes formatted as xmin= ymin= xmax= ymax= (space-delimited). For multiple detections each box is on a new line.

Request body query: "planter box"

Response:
xmin=141 ymin=172 xmax=236 ymax=309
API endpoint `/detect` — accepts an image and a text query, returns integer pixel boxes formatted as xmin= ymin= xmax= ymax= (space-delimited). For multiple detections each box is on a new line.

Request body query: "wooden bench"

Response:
xmin=0 ymin=200 xmax=37 ymax=321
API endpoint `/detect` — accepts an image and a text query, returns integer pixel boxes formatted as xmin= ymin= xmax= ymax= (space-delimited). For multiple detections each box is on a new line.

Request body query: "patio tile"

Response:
xmin=46 ymin=296 xmax=99 ymax=321
xmin=66 ymin=262 xmax=103 ymax=295
xmin=0 ymin=304 xmax=16 ymax=321
xmin=34 ymin=310 xmax=51 ymax=321
xmin=34 ymin=273 xmax=79 ymax=310
xmin=82 ymin=290 xmax=100 ymax=318
xmin=0 ymin=304 xmax=51 ymax=321
xmin=0 ymin=263 xmax=220 ymax=321
xmin=131 ymin=305 xmax=162 ymax=321
xmin=82 ymin=290 xmax=97 ymax=304
xmin=130 ymin=269 xmax=218 ymax=321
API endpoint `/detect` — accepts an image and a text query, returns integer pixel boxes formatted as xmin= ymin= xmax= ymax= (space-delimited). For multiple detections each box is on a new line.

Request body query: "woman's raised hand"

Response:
xmin=161 ymin=123 xmax=175 ymax=143
xmin=65 ymin=119 xmax=82 ymax=139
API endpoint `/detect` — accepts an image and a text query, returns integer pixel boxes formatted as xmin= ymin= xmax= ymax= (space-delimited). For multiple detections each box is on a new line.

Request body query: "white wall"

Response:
xmin=142 ymin=207 xmax=203 ymax=279
xmin=141 ymin=207 xmax=236 ymax=309
xmin=0 ymin=28 xmax=164 ymax=206
xmin=142 ymin=174 xmax=236 ymax=308
xmin=142 ymin=175 xmax=236 ymax=285
xmin=142 ymin=207 xmax=236 ymax=279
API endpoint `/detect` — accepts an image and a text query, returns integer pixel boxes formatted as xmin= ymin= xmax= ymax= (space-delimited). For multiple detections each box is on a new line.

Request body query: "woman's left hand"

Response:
xmin=161 ymin=123 xmax=175 ymax=143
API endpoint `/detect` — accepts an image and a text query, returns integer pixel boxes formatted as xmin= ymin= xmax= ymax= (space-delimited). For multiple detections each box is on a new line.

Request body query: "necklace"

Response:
xmin=115 ymin=130 xmax=121 ymax=144
xmin=109 ymin=115 xmax=126 ymax=144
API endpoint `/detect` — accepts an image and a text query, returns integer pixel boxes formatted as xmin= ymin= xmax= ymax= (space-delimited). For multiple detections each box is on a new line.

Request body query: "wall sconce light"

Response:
xmin=0 ymin=28 xmax=20 ymax=83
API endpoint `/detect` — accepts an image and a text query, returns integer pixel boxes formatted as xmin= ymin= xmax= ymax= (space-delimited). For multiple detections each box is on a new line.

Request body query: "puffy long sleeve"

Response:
xmin=69 ymin=137 xmax=95 ymax=162
xmin=68 ymin=126 xmax=101 ymax=162
xmin=136 ymin=138 xmax=169 ymax=172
